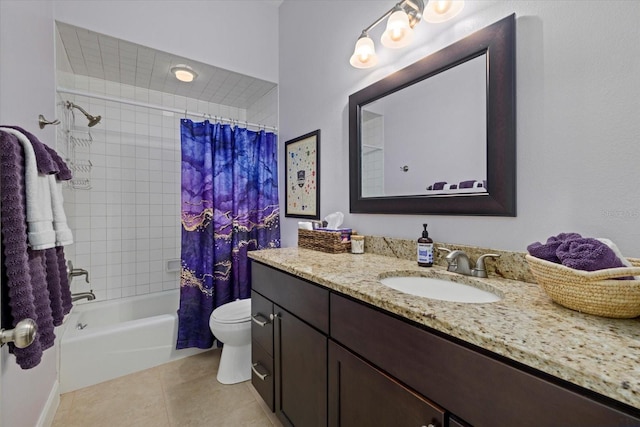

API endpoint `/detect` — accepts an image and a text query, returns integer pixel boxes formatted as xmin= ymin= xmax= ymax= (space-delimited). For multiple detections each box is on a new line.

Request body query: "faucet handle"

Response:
xmin=437 ymin=247 xmax=452 ymax=254
xmin=472 ymin=253 xmax=501 ymax=278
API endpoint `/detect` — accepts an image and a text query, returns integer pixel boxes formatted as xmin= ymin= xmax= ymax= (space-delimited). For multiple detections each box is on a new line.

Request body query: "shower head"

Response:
xmin=66 ymin=101 xmax=102 ymax=127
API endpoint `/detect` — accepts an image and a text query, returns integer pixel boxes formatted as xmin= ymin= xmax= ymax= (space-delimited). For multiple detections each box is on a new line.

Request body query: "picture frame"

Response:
xmin=285 ymin=130 xmax=320 ymax=219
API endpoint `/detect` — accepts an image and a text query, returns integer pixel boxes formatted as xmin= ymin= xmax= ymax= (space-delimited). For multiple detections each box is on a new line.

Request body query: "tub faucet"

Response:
xmin=71 ymin=291 xmax=96 ymax=302
xmin=67 ymin=260 xmax=90 ymax=283
xmin=439 ymin=248 xmax=501 ymax=278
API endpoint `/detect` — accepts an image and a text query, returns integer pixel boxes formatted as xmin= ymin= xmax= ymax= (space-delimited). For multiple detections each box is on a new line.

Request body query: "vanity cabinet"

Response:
xmin=331 ymin=293 xmax=640 ymax=427
xmin=328 ymin=340 xmax=445 ymax=427
xmin=251 ymin=262 xmax=329 ymax=427
xmin=251 ymin=261 xmax=640 ymax=427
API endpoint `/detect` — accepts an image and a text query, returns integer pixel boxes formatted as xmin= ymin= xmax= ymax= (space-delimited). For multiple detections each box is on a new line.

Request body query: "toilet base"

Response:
xmin=216 ymin=343 xmax=251 ymax=384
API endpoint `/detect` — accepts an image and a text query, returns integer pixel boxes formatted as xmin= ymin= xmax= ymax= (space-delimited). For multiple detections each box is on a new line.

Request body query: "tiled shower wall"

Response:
xmin=361 ymin=114 xmax=384 ymax=197
xmin=58 ymin=73 xmax=278 ymax=301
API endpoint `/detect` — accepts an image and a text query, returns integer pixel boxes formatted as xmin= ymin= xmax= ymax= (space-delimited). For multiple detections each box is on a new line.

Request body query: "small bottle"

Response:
xmin=417 ymin=224 xmax=434 ymax=267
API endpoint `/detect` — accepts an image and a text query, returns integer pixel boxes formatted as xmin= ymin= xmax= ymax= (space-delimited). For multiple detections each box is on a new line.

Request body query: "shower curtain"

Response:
xmin=177 ymin=119 xmax=280 ymax=349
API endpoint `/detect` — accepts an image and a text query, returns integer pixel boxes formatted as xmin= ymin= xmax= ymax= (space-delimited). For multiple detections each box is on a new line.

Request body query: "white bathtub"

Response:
xmin=59 ymin=290 xmax=207 ymax=392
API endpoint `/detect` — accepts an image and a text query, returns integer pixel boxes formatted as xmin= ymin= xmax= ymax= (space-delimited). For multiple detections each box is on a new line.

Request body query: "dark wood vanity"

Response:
xmin=250 ymin=260 xmax=640 ymax=427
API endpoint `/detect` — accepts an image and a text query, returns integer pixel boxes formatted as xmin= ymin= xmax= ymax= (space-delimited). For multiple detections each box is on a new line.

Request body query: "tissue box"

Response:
xmin=315 ymin=228 xmax=352 ymax=242
xmin=298 ymin=229 xmax=351 ymax=254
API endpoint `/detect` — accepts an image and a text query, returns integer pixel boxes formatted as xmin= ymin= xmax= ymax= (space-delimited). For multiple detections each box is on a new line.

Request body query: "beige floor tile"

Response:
xmin=247 ymin=383 xmax=282 ymax=427
xmin=66 ymin=368 xmax=169 ymax=427
xmin=52 ymin=392 xmax=76 ymax=426
xmin=216 ymin=400 xmax=275 ymax=427
xmin=154 ymin=348 xmax=220 ymax=387
xmin=53 ymin=351 xmax=276 ymax=427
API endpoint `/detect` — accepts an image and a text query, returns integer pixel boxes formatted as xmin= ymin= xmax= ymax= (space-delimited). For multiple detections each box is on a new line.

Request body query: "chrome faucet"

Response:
xmin=71 ymin=291 xmax=96 ymax=302
xmin=67 ymin=260 xmax=90 ymax=283
xmin=439 ymin=248 xmax=500 ymax=278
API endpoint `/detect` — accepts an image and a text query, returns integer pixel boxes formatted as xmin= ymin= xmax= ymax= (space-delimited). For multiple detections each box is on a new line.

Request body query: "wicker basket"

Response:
xmin=298 ymin=229 xmax=351 ymax=254
xmin=525 ymin=254 xmax=640 ymax=318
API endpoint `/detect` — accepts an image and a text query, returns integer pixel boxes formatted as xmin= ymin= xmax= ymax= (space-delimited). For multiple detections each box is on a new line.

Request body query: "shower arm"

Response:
xmin=65 ymin=101 xmax=101 ymax=127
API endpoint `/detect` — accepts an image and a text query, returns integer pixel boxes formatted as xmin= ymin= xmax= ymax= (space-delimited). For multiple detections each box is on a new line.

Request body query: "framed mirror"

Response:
xmin=349 ymin=14 xmax=516 ymax=216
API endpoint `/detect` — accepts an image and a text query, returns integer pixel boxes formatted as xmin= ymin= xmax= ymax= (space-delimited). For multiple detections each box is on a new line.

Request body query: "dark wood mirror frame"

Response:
xmin=349 ymin=14 xmax=516 ymax=216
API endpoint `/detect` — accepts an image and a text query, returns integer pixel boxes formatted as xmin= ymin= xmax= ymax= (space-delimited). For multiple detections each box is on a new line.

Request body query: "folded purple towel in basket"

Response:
xmin=556 ymin=238 xmax=630 ymax=277
xmin=527 ymin=232 xmax=582 ymax=263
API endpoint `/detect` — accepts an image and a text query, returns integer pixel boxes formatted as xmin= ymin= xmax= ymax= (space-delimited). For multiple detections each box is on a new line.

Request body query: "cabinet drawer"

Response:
xmin=329 ymin=341 xmax=445 ymax=427
xmin=252 ymin=261 xmax=329 ymax=333
xmin=330 ymin=293 xmax=640 ymax=427
xmin=251 ymin=290 xmax=273 ymax=355
xmin=251 ymin=340 xmax=274 ymax=412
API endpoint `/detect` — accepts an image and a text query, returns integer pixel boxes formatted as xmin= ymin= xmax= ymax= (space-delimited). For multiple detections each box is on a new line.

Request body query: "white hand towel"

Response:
xmin=597 ymin=238 xmax=639 ymax=279
xmin=0 ymin=127 xmax=56 ymax=249
xmin=48 ymin=175 xmax=73 ymax=246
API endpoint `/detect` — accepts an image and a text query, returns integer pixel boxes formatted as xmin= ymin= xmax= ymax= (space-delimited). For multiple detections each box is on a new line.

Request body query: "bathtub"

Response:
xmin=59 ymin=289 xmax=207 ymax=393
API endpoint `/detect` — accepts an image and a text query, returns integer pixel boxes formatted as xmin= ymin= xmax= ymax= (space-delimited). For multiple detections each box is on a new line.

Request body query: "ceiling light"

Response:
xmin=171 ymin=64 xmax=197 ymax=82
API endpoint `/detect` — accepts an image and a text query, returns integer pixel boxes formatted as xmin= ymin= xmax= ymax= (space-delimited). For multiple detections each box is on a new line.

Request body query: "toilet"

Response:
xmin=209 ymin=298 xmax=252 ymax=384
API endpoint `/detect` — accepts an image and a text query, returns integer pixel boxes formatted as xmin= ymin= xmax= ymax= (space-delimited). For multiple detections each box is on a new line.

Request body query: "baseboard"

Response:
xmin=37 ymin=379 xmax=60 ymax=427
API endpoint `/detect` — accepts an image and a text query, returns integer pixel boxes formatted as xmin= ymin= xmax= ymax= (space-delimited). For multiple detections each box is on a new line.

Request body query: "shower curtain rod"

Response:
xmin=56 ymin=87 xmax=278 ymax=132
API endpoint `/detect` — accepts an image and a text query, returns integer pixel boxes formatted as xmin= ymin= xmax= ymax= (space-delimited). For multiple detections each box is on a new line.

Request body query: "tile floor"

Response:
xmin=53 ymin=349 xmax=282 ymax=427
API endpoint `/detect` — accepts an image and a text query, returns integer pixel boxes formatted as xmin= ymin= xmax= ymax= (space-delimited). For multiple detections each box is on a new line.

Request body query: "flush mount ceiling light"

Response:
xmin=171 ymin=64 xmax=198 ymax=82
xmin=349 ymin=0 xmax=464 ymax=69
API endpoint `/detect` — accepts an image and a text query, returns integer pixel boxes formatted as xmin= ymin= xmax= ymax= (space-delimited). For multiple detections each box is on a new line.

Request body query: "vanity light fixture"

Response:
xmin=171 ymin=64 xmax=198 ymax=82
xmin=349 ymin=0 xmax=464 ymax=69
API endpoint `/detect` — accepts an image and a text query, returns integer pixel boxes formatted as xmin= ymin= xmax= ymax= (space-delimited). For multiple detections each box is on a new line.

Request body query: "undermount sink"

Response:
xmin=379 ymin=276 xmax=501 ymax=304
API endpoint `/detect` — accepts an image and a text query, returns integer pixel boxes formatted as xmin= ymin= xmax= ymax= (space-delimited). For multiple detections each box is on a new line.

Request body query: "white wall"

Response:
xmin=1 ymin=2 xmax=60 ymax=426
xmin=278 ymin=1 xmax=640 ymax=256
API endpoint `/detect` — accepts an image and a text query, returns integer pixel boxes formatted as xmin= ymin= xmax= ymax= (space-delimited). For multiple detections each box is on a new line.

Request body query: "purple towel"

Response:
xmin=43 ymin=145 xmax=72 ymax=181
xmin=556 ymin=238 xmax=629 ymax=276
xmin=0 ymin=130 xmax=67 ymax=367
xmin=432 ymin=181 xmax=447 ymax=191
xmin=527 ymin=232 xmax=582 ymax=263
xmin=459 ymin=180 xmax=476 ymax=189
xmin=0 ymin=131 xmax=44 ymax=368
xmin=1 ymin=126 xmax=59 ymax=175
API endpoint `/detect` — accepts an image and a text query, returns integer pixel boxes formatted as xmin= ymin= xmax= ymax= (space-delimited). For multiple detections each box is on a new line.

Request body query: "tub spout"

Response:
xmin=71 ymin=291 xmax=96 ymax=302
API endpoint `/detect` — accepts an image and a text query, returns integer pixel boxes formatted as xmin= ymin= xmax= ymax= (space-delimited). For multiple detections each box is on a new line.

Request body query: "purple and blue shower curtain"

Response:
xmin=177 ymin=119 xmax=280 ymax=349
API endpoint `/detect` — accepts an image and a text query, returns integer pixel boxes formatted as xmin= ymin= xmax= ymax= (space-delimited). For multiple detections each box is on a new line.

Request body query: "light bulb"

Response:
xmin=434 ymin=0 xmax=452 ymax=14
xmin=350 ymin=35 xmax=378 ymax=69
xmin=381 ymin=9 xmax=413 ymax=49
xmin=424 ymin=0 xmax=464 ymax=23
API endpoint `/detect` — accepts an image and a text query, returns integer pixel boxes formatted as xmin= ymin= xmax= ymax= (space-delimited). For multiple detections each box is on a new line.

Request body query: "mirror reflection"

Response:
xmin=361 ymin=54 xmax=487 ymax=197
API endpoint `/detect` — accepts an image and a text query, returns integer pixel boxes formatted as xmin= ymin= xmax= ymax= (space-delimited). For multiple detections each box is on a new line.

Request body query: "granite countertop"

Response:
xmin=248 ymin=247 xmax=640 ymax=410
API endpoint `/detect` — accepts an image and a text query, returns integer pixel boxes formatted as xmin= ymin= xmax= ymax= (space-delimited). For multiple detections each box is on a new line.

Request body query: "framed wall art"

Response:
xmin=285 ymin=130 xmax=320 ymax=219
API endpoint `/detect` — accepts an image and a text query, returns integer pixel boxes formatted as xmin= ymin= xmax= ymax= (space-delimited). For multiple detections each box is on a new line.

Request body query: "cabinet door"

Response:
xmin=275 ymin=305 xmax=327 ymax=427
xmin=328 ymin=341 xmax=445 ymax=427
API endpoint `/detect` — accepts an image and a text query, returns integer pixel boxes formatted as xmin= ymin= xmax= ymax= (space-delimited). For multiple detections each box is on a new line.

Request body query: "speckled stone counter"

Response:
xmin=248 ymin=246 xmax=640 ymax=410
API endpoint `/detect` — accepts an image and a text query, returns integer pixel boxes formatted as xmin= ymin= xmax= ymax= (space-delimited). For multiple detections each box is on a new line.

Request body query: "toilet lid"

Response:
xmin=211 ymin=298 xmax=251 ymax=323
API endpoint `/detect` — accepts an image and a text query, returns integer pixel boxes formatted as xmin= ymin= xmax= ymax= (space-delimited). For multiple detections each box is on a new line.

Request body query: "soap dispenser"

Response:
xmin=417 ymin=224 xmax=434 ymax=267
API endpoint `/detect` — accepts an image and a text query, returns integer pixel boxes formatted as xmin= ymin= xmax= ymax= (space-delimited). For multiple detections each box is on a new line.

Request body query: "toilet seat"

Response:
xmin=211 ymin=298 xmax=251 ymax=324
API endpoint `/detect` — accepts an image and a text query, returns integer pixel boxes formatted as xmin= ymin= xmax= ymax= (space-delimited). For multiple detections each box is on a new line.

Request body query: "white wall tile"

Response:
xmin=61 ymin=74 xmax=273 ymax=302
